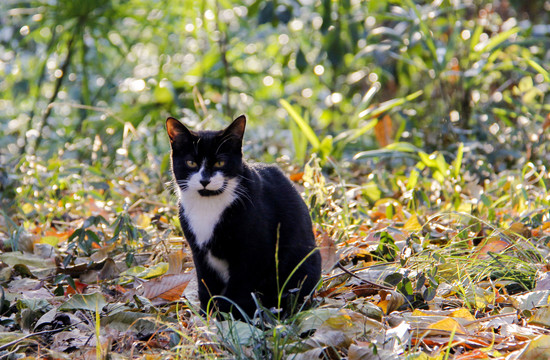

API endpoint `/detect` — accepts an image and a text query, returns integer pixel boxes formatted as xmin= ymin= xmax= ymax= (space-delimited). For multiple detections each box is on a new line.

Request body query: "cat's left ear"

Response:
xmin=224 ymin=115 xmax=246 ymax=141
xmin=166 ymin=117 xmax=194 ymax=145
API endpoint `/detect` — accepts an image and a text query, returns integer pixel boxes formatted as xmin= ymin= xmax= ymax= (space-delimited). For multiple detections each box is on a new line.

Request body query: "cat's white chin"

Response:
xmin=178 ymin=177 xmax=240 ymax=248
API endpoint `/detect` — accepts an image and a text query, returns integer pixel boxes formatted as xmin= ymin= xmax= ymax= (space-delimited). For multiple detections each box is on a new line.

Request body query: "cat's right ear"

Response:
xmin=166 ymin=117 xmax=193 ymax=146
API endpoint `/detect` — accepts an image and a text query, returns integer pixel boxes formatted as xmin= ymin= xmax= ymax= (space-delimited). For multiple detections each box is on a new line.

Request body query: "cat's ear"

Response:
xmin=166 ymin=117 xmax=193 ymax=145
xmin=224 ymin=115 xmax=246 ymax=141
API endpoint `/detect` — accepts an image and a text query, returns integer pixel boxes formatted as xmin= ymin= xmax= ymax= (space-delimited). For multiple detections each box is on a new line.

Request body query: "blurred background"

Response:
xmin=0 ymin=0 xmax=549 ymax=212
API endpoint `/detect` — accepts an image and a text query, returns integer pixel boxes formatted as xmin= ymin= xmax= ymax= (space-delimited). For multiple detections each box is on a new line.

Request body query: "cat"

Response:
xmin=166 ymin=115 xmax=321 ymax=319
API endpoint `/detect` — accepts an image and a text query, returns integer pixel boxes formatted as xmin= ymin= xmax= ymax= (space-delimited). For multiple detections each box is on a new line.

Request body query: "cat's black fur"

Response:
xmin=166 ymin=115 xmax=321 ymax=318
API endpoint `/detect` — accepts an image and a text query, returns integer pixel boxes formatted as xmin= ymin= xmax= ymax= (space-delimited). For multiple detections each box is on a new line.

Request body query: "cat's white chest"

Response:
xmin=206 ymin=251 xmax=230 ymax=283
xmin=179 ymin=178 xmax=239 ymax=248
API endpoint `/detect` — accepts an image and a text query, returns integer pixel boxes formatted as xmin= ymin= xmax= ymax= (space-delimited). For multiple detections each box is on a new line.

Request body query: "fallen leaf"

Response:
xmin=141 ymin=273 xmax=193 ymax=301
xmin=317 ymin=230 xmax=337 ymax=272
xmin=290 ymin=172 xmax=304 ymax=182
xmin=428 ymin=317 xmax=467 ymax=335
xmin=374 ymin=114 xmax=393 ymax=147
xmin=403 ymin=214 xmax=423 ymax=232
xmin=59 ymin=292 xmax=107 ymax=311
xmin=508 ymin=334 xmax=550 ymax=360
xmin=65 ymin=279 xmax=89 ymax=295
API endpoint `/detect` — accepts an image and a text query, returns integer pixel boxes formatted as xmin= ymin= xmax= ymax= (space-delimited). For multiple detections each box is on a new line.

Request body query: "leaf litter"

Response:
xmin=1 ymin=154 xmax=550 ymax=359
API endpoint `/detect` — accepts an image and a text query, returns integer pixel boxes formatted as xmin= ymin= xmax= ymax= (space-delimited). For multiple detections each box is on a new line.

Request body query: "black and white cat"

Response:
xmin=166 ymin=115 xmax=321 ymax=318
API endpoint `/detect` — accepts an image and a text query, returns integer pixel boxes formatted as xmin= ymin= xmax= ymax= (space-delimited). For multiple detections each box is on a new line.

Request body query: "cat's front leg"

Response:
xmin=213 ymin=281 xmax=259 ymax=318
xmin=195 ymin=267 xmax=226 ymax=314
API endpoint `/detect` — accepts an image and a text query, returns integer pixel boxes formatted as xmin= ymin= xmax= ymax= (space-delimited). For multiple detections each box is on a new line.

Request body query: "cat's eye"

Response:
xmin=214 ymin=161 xmax=225 ymax=168
xmin=186 ymin=160 xmax=198 ymax=168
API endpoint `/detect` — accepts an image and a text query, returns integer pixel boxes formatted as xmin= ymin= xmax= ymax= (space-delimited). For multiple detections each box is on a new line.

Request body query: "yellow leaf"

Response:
xmin=137 ymin=213 xmax=151 ymax=228
xmin=325 ymin=314 xmax=353 ymax=329
xmin=22 ymin=203 xmax=34 ymax=215
xmin=40 ymin=236 xmax=60 ymax=247
xmin=427 ymin=317 xmax=467 ymax=334
xmin=403 ymin=214 xmax=422 ymax=231
xmin=378 ymin=300 xmax=389 ymax=314
xmin=411 ymin=309 xmax=430 ymax=316
xmin=514 ymin=334 xmax=550 ymax=359
xmin=450 ymin=308 xmax=476 ymax=321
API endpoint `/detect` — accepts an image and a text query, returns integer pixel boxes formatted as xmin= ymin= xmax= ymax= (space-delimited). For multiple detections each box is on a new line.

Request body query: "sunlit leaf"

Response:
xmin=59 ymin=292 xmax=107 ymax=312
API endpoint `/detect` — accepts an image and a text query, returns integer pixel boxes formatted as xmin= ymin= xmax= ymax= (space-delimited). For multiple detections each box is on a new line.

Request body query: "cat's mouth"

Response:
xmin=198 ymin=188 xmax=225 ymax=197
xmin=198 ymin=180 xmax=228 ymax=197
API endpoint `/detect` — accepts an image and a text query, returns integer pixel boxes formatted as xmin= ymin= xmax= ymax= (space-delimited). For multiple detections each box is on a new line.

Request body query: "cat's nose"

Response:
xmin=200 ymin=179 xmax=210 ymax=188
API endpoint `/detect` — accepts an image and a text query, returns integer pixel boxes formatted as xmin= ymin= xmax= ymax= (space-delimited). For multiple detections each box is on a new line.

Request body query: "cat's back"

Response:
xmin=244 ymin=161 xmax=309 ymax=215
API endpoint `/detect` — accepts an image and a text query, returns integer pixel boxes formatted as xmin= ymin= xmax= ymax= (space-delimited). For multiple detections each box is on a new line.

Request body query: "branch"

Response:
xmin=32 ymin=32 xmax=77 ymax=153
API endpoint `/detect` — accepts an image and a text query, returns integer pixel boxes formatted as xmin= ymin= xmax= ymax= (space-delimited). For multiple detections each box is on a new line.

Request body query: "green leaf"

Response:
xmin=280 ymin=99 xmax=320 ymax=149
xmin=524 ymin=58 xmax=550 ymax=83
xmin=296 ymin=46 xmax=308 ymax=73
xmin=403 ymin=0 xmax=439 ymax=70
xmin=418 ymin=151 xmax=437 ymax=168
xmin=475 ymin=27 xmax=520 ymax=54
xmin=374 ymin=231 xmax=399 ymax=262
xmin=59 ymin=292 xmax=107 ymax=312
xmin=319 ymin=135 xmax=333 ymax=159
xmin=357 ymin=90 xmax=423 ymax=121
xmin=407 ymin=168 xmax=419 ymax=190
xmin=354 ymin=142 xmax=422 ymax=160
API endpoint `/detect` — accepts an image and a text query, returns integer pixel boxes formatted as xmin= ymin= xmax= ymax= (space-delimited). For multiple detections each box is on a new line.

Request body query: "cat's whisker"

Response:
xmin=193 ymin=137 xmax=201 ymax=154
xmin=167 ymin=179 xmax=190 ymax=194
xmin=233 ymin=185 xmax=254 ymax=208
xmin=238 ymin=174 xmax=253 ymax=182
xmin=215 ymin=135 xmax=234 ymax=155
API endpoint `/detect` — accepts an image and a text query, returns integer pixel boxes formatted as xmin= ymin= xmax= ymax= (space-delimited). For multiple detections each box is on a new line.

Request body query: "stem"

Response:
xmin=20 ymin=25 xmax=58 ymax=155
xmin=33 ymin=32 xmax=77 ymax=153
xmin=76 ymin=29 xmax=90 ymax=133
xmin=215 ymin=0 xmax=231 ymax=118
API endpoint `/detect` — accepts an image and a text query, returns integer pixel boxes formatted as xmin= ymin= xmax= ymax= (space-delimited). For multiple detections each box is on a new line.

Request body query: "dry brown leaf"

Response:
xmin=374 ymin=114 xmax=393 ymax=147
xmin=141 ymin=273 xmax=193 ymax=301
xmin=317 ymin=230 xmax=338 ymax=272
xmin=166 ymin=249 xmax=186 ymax=274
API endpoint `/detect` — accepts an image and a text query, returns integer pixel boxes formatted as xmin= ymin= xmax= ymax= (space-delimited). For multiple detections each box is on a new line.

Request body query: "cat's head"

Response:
xmin=166 ymin=115 xmax=246 ymax=198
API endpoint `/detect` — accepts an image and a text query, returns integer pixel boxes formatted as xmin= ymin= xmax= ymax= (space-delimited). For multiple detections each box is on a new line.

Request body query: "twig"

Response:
xmin=0 ymin=328 xmax=64 ymax=352
xmin=20 ymin=24 xmax=58 ymax=155
xmin=333 ymin=263 xmax=394 ymax=290
xmin=465 ymin=311 xmax=517 ymax=325
xmin=33 ymin=31 xmax=77 ymax=152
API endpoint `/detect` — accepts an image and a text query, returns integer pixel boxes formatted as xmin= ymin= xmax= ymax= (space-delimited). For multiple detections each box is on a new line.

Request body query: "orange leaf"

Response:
xmin=374 ymin=115 xmax=393 ymax=147
xmin=455 ymin=349 xmax=490 ymax=359
xmin=43 ymin=228 xmax=72 ymax=242
xmin=289 ymin=172 xmax=304 ymax=182
xmin=141 ymin=273 xmax=193 ymax=302
xmin=543 ymin=113 xmax=550 ymax=130
xmin=370 ymin=211 xmax=386 ymax=221
xmin=474 ymin=236 xmax=511 ymax=259
xmin=65 ymin=280 xmax=88 ymax=295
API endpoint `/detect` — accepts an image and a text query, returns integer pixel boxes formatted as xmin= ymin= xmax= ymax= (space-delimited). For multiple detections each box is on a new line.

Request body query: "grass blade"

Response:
xmin=280 ymin=99 xmax=321 ymax=149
